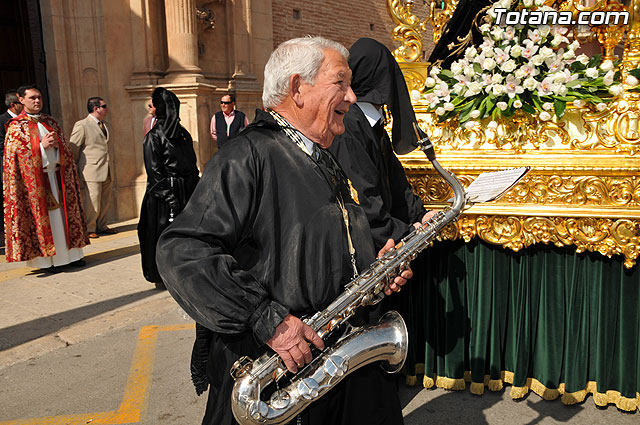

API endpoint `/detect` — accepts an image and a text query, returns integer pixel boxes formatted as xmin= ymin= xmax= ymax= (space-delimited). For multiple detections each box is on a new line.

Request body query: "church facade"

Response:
xmin=2 ymin=0 xmax=433 ymax=222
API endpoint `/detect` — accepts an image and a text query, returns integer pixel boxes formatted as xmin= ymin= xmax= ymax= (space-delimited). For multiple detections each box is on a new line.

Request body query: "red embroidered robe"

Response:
xmin=3 ymin=112 xmax=89 ymax=262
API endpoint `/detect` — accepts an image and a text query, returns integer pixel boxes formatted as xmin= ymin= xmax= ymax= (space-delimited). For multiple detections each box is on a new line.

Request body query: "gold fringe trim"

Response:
xmin=470 ymin=382 xmax=485 ymax=395
xmin=423 ymin=374 xmax=435 ymax=388
xmin=422 ymin=372 xmax=640 ymax=412
xmin=488 ymin=380 xmax=503 ymax=392
xmin=435 ymin=376 xmax=466 ymax=390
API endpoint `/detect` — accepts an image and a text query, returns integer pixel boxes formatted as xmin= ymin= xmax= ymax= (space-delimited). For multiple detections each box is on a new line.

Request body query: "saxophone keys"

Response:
xmin=298 ymin=378 xmax=320 ymax=399
xmin=324 ymin=355 xmax=349 ymax=379
xmin=269 ymin=389 xmax=291 ymax=409
xmin=230 ymin=356 xmax=253 ymax=380
xmin=248 ymin=399 xmax=269 ymax=420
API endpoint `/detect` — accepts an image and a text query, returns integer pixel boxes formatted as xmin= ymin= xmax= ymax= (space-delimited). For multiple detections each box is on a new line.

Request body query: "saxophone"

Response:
xmin=230 ymin=133 xmax=467 ymax=425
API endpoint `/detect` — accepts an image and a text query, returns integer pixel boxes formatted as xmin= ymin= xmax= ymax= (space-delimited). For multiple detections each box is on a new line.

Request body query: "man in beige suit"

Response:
xmin=69 ymin=97 xmax=116 ymax=238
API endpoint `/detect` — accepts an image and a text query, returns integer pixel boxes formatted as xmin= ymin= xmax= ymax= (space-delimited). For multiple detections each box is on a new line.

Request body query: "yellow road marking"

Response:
xmin=0 ymin=323 xmax=195 ymax=425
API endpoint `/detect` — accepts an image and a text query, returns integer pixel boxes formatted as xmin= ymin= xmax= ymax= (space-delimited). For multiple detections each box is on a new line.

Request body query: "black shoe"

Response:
xmin=69 ymin=259 xmax=86 ymax=267
xmin=45 ymin=266 xmax=62 ymax=274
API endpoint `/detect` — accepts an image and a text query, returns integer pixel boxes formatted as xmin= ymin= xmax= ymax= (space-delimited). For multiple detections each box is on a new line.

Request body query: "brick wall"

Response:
xmin=272 ymin=1 xmax=435 ymax=61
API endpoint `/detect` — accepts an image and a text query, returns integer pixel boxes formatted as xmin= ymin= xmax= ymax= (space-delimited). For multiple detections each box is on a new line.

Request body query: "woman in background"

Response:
xmin=137 ymin=87 xmax=199 ymax=289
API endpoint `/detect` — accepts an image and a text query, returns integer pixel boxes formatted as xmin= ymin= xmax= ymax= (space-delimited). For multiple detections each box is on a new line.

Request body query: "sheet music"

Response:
xmin=465 ymin=167 xmax=530 ymax=203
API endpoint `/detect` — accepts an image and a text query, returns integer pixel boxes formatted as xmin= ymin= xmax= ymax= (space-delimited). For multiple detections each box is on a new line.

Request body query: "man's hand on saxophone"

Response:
xmin=266 ymin=314 xmax=325 ymax=373
xmin=378 ymin=238 xmax=414 ymax=295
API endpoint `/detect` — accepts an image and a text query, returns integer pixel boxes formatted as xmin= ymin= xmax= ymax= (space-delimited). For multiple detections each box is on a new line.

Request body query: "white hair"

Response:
xmin=262 ymin=36 xmax=349 ymax=108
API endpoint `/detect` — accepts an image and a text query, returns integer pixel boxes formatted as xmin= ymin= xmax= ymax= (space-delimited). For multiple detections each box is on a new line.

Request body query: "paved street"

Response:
xmin=0 ymin=221 xmax=637 ymax=424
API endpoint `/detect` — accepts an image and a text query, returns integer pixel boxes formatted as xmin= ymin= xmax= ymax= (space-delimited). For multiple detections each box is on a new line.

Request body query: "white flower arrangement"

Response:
xmin=422 ymin=0 xmax=626 ymax=125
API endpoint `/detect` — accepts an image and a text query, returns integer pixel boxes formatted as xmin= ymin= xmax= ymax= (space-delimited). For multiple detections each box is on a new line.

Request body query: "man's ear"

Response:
xmin=290 ymin=74 xmax=304 ymax=107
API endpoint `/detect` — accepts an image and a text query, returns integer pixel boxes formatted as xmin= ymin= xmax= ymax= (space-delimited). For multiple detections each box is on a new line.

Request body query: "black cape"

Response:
xmin=156 ymin=110 xmax=403 ymax=425
xmin=329 ymin=38 xmax=426 ymax=250
xmin=137 ymin=87 xmax=199 ymax=284
xmin=329 ymin=104 xmax=426 ymax=250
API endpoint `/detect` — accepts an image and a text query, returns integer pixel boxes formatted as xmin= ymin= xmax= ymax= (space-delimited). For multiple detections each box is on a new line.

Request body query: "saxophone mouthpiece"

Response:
xmin=413 ymin=122 xmax=436 ymax=161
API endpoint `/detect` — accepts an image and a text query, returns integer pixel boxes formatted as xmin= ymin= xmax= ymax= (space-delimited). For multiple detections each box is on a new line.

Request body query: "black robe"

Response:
xmin=137 ymin=88 xmax=199 ymax=285
xmin=156 ymin=110 xmax=403 ymax=425
xmin=329 ymin=104 xmax=426 ymax=250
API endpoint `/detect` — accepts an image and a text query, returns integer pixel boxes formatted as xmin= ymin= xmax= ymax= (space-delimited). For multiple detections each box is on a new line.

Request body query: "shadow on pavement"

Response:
xmin=0 ymin=288 xmax=159 ymax=351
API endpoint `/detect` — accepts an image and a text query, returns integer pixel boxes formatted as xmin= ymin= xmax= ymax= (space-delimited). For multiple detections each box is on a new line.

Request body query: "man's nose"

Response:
xmin=344 ymin=86 xmax=357 ymax=105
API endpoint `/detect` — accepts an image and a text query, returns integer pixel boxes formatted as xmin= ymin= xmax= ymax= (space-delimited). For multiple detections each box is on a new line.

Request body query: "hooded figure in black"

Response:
xmin=328 ymin=37 xmax=429 ymax=251
xmin=137 ymin=87 xmax=200 ymax=287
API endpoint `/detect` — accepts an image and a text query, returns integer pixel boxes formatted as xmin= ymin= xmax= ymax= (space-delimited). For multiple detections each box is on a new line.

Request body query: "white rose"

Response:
xmin=488 ymin=120 xmax=498 ymax=129
xmin=451 ymin=63 xmax=463 ymax=76
xmin=466 ymin=82 xmax=483 ymax=96
xmin=464 ymin=121 xmax=476 ymax=130
xmin=435 ymin=107 xmax=446 ymax=116
xmin=576 ymin=54 xmax=589 ymax=65
xmin=465 ymin=47 xmax=477 ymax=59
xmin=603 ymin=70 xmax=615 ymax=86
xmin=531 ymin=55 xmax=545 ymax=66
xmin=483 ymin=58 xmax=497 ymax=71
xmin=523 ymin=77 xmax=538 ymax=91
xmin=569 ymin=40 xmax=580 ymax=51
xmin=539 ymin=111 xmax=552 ymax=121
xmin=501 ymin=59 xmax=517 ymax=73
xmin=626 ymin=75 xmax=639 ymax=86
xmin=444 ymin=102 xmax=455 ymax=111
xmin=497 ymin=101 xmax=508 ymax=111
xmin=491 ymin=74 xmax=504 ymax=84
xmin=600 ymin=60 xmax=614 ymax=72
xmin=563 ymin=50 xmax=576 ymax=60
xmin=573 ymin=99 xmax=585 ymax=108
xmin=552 ymin=72 xmax=567 ymax=84
xmin=510 ymin=45 xmax=522 ymax=58
xmin=429 ymin=66 xmax=441 ymax=77
xmin=609 ymin=84 xmax=624 ymax=96
xmin=514 ymin=99 xmax=523 ymax=108
xmin=426 ymin=77 xmax=436 ymax=87
xmin=585 ymin=68 xmax=598 ymax=79
xmin=470 ymin=110 xmax=481 ymax=119
xmin=540 ymin=47 xmax=555 ymax=59
xmin=492 ymin=85 xmax=506 ymax=96
xmin=596 ymin=102 xmax=608 ymax=112
xmin=543 ymin=102 xmax=554 ymax=110
xmin=523 ymin=0 xmax=533 ymax=6
xmin=491 ymin=27 xmax=504 ymax=41
xmin=557 ymin=85 xmax=568 ymax=96
xmin=411 ymin=90 xmax=421 ymax=102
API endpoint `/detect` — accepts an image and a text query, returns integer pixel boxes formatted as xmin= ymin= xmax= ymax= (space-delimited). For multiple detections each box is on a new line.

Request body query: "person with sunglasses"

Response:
xmin=209 ymin=94 xmax=249 ymax=150
xmin=69 ymin=96 xmax=117 ymax=239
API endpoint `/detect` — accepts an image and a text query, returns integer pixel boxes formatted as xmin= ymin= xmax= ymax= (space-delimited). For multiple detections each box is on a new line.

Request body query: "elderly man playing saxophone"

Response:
xmin=157 ymin=36 xmax=411 ymax=425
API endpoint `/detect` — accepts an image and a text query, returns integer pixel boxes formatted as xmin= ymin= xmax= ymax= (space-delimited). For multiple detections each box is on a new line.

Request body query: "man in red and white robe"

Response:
xmin=4 ymin=84 xmax=89 ymax=271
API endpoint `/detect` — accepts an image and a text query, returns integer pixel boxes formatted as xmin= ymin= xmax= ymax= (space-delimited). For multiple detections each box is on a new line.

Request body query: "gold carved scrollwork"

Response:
xmin=409 ymin=173 xmax=640 ymax=207
xmin=386 ymin=0 xmax=459 ymax=63
xmin=576 ymin=99 xmax=640 ymax=155
xmin=440 ymin=215 xmax=640 ymax=268
xmin=406 ymin=172 xmax=640 ymax=267
xmin=418 ymin=110 xmax=572 ymax=153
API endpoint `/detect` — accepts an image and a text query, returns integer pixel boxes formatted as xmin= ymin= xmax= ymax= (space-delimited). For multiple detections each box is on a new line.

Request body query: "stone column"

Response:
xmin=163 ymin=0 xmax=203 ymax=82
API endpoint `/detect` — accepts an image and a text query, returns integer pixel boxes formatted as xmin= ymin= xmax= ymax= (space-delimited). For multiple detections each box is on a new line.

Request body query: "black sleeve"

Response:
xmin=156 ymin=139 xmax=288 ymax=346
xmin=143 ymin=132 xmax=179 ymax=208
